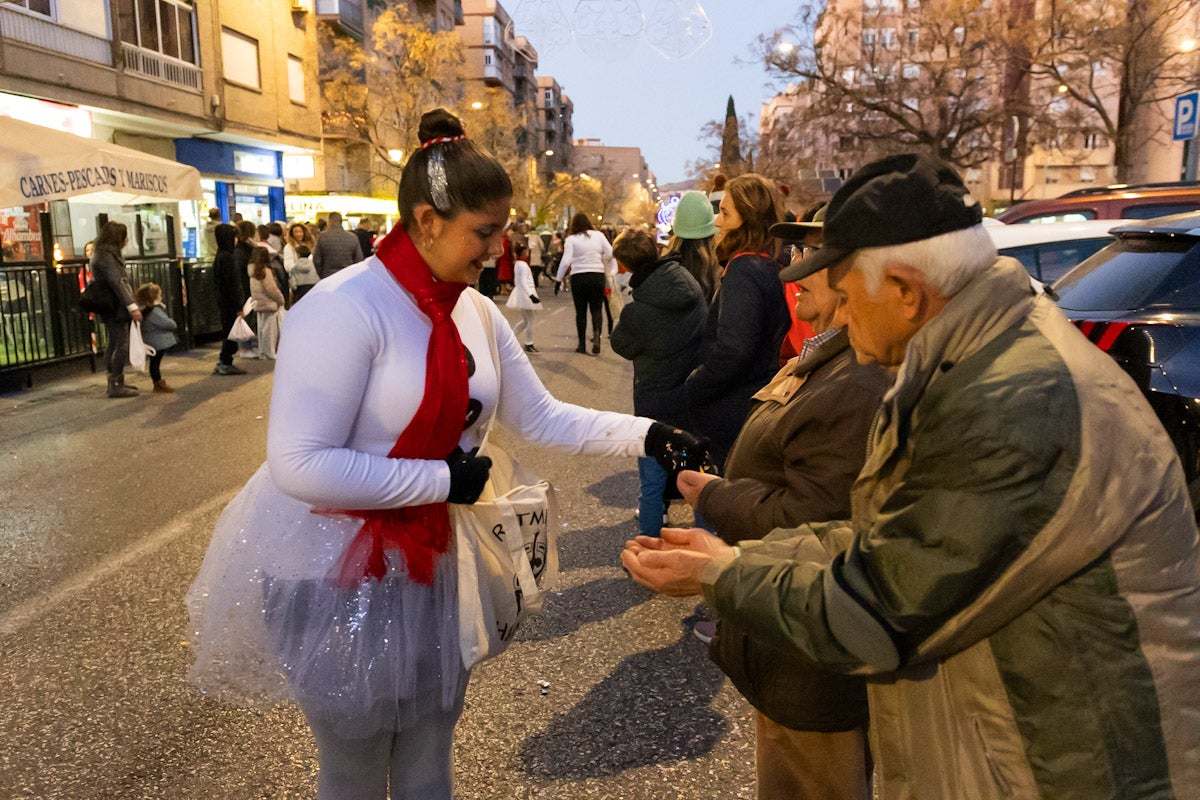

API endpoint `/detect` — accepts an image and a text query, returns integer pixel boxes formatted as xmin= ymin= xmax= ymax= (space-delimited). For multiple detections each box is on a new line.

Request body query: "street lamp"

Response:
xmin=470 ymin=101 xmax=484 ymax=110
xmin=545 ymin=149 xmax=555 ymax=156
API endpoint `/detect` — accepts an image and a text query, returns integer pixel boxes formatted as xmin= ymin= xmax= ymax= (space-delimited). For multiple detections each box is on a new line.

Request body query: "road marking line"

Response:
xmin=0 ymin=491 xmax=235 ymax=638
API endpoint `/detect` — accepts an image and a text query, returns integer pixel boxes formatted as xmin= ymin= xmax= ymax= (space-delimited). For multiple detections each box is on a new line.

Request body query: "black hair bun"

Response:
xmin=418 ymin=108 xmax=465 ymax=145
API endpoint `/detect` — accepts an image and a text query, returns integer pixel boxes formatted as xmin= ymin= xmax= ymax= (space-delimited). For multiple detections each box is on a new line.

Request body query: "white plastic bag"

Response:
xmin=242 ymin=297 xmax=256 ymax=316
xmin=228 ymin=316 xmax=255 ymax=342
xmin=127 ymin=321 xmax=156 ymax=373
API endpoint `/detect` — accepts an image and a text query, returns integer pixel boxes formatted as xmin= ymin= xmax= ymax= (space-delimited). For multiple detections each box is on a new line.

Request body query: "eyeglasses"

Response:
xmin=790 ymin=244 xmax=821 ymax=266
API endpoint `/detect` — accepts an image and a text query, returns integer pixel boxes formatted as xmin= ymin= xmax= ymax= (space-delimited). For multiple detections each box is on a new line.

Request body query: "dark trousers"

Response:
xmin=148 ymin=351 xmax=165 ymax=382
xmin=531 ymin=265 xmax=544 ymax=287
xmin=219 ymin=338 xmax=238 ymax=366
xmin=570 ymin=272 xmax=606 ymax=346
xmin=104 ymin=320 xmax=130 ymax=381
xmin=292 ymin=284 xmax=314 ymax=304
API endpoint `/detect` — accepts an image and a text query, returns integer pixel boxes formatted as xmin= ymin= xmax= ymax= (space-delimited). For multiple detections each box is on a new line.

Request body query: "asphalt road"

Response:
xmin=0 ymin=286 xmax=756 ymax=799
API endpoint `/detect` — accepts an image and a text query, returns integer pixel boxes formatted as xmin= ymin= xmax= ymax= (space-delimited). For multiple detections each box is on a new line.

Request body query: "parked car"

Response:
xmin=998 ymin=182 xmax=1200 ymax=225
xmin=1052 ymin=211 xmax=1200 ymax=510
xmin=986 ymin=219 xmax=1122 ymax=283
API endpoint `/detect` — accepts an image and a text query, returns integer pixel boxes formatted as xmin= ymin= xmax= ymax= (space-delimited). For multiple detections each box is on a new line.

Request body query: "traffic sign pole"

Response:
xmin=1175 ymin=91 xmax=1199 ymax=181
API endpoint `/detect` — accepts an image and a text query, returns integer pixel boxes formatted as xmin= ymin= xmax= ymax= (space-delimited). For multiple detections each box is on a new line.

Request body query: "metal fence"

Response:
xmin=0 ymin=256 xmax=224 ymax=377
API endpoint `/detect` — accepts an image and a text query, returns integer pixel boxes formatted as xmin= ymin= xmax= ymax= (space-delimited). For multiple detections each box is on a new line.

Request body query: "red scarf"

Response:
xmin=324 ymin=226 xmax=470 ymax=587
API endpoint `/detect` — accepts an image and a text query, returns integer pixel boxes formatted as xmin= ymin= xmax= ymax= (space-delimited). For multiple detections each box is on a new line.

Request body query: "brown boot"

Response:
xmin=153 ymin=379 xmax=175 ymax=393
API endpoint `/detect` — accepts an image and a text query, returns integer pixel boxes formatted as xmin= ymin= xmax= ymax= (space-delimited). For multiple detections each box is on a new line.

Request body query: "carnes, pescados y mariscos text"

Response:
xmin=19 ymin=166 xmax=170 ymax=200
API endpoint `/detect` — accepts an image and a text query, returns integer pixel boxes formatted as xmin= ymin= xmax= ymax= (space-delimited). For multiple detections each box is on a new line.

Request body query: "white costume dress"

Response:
xmin=186 ymin=255 xmax=651 ymax=736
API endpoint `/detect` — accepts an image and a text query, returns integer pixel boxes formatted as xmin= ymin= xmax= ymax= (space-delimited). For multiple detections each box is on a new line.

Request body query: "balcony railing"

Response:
xmin=316 ymin=0 xmax=364 ymax=39
xmin=0 ymin=6 xmax=112 ymax=65
xmin=121 ymin=43 xmax=202 ymax=91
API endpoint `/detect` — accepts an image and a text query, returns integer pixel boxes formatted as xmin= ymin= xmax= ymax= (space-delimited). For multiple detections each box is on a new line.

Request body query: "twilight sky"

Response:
xmin=510 ymin=1 xmax=799 ymax=186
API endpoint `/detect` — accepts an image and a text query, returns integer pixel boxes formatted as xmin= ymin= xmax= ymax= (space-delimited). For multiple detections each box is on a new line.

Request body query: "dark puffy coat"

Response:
xmin=213 ymin=224 xmax=246 ymax=331
xmin=233 ymin=239 xmax=254 ymax=303
xmin=684 ymin=252 xmax=790 ymax=464
xmin=611 ymin=257 xmax=707 ymax=428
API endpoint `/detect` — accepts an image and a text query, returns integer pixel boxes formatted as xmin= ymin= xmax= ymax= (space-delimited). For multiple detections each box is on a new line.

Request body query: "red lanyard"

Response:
xmin=723 ymin=251 xmax=773 ymax=276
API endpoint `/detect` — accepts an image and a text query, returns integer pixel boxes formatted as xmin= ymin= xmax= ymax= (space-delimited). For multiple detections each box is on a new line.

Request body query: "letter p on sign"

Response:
xmin=1174 ymin=92 xmax=1199 ymax=141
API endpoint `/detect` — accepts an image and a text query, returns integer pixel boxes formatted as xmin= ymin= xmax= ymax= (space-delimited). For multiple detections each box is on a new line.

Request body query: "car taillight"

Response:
xmin=1075 ymin=320 xmax=1130 ymax=352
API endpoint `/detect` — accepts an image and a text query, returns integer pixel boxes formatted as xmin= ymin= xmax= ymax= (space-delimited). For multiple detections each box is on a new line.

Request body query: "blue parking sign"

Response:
xmin=1175 ymin=92 xmax=1199 ymax=141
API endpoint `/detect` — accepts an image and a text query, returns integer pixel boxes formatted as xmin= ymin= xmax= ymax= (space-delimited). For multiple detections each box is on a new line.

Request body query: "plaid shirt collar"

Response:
xmin=799 ymin=327 xmax=842 ymax=361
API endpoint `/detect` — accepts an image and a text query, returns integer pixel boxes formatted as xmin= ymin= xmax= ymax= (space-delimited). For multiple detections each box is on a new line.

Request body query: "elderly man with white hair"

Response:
xmin=623 ymin=153 xmax=1200 ymax=799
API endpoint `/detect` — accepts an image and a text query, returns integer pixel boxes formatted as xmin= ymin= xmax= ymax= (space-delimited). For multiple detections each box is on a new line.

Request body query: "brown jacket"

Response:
xmin=700 ymin=330 xmax=889 ymax=730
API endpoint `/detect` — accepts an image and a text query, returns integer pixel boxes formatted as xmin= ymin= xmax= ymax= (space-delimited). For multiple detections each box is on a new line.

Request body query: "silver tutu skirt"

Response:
xmin=185 ymin=464 xmax=466 ymax=738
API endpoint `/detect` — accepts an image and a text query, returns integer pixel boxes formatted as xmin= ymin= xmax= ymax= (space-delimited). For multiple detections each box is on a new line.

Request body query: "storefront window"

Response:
xmin=0 ymin=206 xmax=45 ymax=262
xmin=233 ymin=184 xmax=271 ymax=226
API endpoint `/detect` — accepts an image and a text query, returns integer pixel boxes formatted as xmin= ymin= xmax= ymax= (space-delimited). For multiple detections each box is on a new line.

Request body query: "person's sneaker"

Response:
xmin=153 ymin=379 xmax=175 ymax=393
xmin=213 ymin=363 xmax=248 ymax=376
xmin=692 ymin=620 xmax=717 ymax=645
xmin=524 ymin=344 xmax=540 ymax=353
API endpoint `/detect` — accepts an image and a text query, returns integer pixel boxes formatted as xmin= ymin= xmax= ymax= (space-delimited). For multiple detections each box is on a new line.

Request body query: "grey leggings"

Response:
xmin=303 ymin=694 xmax=464 ymax=800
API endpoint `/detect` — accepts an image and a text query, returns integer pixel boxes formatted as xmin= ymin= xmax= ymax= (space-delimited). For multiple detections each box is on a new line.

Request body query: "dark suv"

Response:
xmin=1052 ymin=211 xmax=1200 ymax=508
xmin=1000 ymin=182 xmax=1200 ymax=224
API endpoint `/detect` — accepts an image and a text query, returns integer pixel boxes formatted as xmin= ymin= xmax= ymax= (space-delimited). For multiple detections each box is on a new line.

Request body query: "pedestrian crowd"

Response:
xmin=87 ymin=198 xmax=391 ymax=395
xmin=176 ymin=105 xmax=1199 ymax=800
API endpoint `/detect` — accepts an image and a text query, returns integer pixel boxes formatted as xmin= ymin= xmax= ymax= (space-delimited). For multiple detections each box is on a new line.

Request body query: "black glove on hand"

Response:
xmin=644 ymin=422 xmax=716 ymax=499
xmin=445 ymin=446 xmax=493 ymax=504
xmin=530 ymin=295 xmax=541 ymax=304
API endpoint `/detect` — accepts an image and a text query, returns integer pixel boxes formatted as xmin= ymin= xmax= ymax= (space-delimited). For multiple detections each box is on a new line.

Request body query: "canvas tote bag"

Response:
xmin=454 ymin=292 xmax=559 ymax=668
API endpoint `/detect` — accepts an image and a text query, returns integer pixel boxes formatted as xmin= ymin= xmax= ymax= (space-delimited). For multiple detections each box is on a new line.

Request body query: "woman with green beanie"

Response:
xmin=665 ymin=191 xmax=721 ymax=303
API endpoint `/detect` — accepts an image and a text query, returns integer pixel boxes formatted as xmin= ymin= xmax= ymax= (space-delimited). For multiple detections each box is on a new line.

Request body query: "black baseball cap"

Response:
xmin=778 ymin=153 xmax=983 ymax=282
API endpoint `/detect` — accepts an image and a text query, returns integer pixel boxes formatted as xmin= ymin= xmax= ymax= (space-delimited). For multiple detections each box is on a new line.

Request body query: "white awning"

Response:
xmin=0 ymin=116 xmax=202 ymax=207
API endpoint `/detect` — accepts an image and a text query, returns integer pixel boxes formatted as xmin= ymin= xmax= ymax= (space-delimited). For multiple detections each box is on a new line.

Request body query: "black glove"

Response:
xmin=445 ymin=446 xmax=493 ymax=504
xmin=644 ymin=422 xmax=717 ymax=500
xmin=530 ymin=295 xmax=541 ymax=304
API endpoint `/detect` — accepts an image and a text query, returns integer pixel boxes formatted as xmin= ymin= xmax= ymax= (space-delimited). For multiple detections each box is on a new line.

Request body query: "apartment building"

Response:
xmin=0 ymin=0 xmax=323 ymax=254
xmin=536 ymin=76 xmax=573 ymax=179
xmin=573 ymin=139 xmax=657 ymax=223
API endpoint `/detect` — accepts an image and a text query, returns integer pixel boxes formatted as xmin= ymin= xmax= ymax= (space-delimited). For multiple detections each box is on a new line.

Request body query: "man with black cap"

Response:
xmin=623 ymin=153 xmax=1200 ymax=798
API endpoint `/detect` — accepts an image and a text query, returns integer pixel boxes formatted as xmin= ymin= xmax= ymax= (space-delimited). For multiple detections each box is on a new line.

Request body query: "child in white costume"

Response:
xmin=505 ymin=242 xmax=542 ymax=352
xmin=186 ymin=108 xmax=703 ymax=800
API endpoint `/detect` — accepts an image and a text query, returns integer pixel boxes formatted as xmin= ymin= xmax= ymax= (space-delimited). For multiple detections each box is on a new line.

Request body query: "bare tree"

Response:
xmin=1025 ymin=0 xmax=1199 ymax=181
xmin=759 ymin=0 xmax=1030 ymax=170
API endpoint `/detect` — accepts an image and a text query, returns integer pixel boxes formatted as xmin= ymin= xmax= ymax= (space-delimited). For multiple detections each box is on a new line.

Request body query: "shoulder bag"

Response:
xmin=78 ymin=280 xmax=116 ymax=315
xmin=454 ymin=291 xmax=559 ymax=668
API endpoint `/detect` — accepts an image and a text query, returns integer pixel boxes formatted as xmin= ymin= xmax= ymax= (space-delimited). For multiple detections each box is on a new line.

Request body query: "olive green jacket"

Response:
xmin=703 ymin=258 xmax=1200 ymax=799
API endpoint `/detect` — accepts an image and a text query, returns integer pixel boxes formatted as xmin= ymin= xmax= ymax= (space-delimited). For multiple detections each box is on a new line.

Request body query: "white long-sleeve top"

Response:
xmin=267 ymin=256 xmax=652 ymax=511
xmin=555 ymin=230 xmax=613 ymax=282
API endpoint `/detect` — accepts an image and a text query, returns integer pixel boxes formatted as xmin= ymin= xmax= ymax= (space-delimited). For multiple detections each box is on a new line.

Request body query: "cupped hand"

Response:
xmin=677 ymin=470 xmax=721 ymax=508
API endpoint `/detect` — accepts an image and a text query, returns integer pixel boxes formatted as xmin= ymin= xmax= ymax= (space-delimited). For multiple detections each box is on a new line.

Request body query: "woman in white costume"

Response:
xmin=186 ymin=108 xmax=702 ymax=800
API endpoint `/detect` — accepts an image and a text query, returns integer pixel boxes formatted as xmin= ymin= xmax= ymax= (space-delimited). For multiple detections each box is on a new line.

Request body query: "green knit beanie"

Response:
xmin=672 ymin=190 xmax=717 ymax=239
